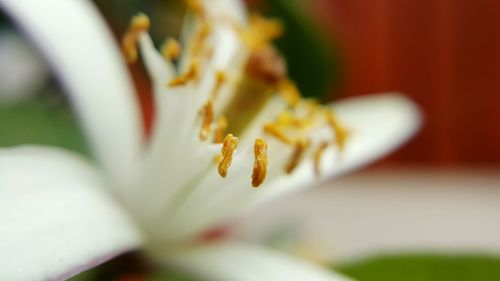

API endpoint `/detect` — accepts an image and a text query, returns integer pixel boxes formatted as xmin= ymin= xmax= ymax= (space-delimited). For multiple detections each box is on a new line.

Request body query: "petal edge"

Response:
xmin=262 ymin=93 xmax=422 ymax=201
xmin=162 ymin=240 xmax=353 ymax=281
xmin=0 ymin=0 xmax=143 ymax=186
xmin=0 ymin=146 xmax=142 ymax=281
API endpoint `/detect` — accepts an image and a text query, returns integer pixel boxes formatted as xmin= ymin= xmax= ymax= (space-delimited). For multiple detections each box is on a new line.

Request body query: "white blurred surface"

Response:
xmin=0 ymin=30 xmax=47 ymax=104
xmin=233 ymin=167 xmax=500 ymax=263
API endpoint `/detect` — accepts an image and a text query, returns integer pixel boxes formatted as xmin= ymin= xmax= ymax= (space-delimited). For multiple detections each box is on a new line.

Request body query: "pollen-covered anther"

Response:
xmin=162 ymin=38 xmax=181 ymax=61
xmin=214 ymin=115 xmax=228 ymax=144
xmin=168 ymin=61 xmax=200 ymax=87
xmin=285 ymin=138 xmax=309 ymax=174
xmin=263 ymin=123 xmax=294 ymax=145
xmin=245 ymin=46 xmax=287 ymax=85
xmin=313 ymin=141 xmax=329 ymax=176
xmin=239 ymin=14 xmax=284 ymax=50
xmin=250 ymin=14 xmax=284 ymax=40
xmin=190 ymin=23 xmax=211 ymax=58
xmin=199 ymin=101 xmax=214 ymax=141
xmin=122 ymin=13 xmax=150 ymax=64
xmin=326 ymin=111 xmax=349 ymax=151
xmin=277 ymin=111 xmax=310 ymax=129
xmin=211 ymin=71 xmax=228 ymax=100
xmin=278 ymin=79 xmax=301 ymax=107
xmin=185 ymin=0 xmax=206 ymax=18
xmin=218 ymin=134 xmax=239 ymax=178
xmin=252 ymin=138 xmax=268 ymax=188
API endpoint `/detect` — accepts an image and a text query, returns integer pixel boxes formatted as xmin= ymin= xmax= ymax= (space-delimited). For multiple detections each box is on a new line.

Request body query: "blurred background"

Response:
xmin=1 ymin=0 xmax=500 ymax=280
xmin=2 ymin=0 xmax=500 ymax=165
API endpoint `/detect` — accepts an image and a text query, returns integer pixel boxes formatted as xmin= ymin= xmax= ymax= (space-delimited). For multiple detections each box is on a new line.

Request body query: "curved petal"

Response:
xmin=261 ymin=93 xmax=422 ymax=201
xmin=162 ymin=240 xmax=353 ymax=281
xmin=0 ymin=0 xmax=143 ymax=186
xmin=0 ymin=146 xmax=142 ymax=281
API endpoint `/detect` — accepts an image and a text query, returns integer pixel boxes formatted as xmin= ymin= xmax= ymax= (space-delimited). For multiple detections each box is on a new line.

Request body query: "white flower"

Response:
xmin=0 ymin=0 xmax=421 ymax=280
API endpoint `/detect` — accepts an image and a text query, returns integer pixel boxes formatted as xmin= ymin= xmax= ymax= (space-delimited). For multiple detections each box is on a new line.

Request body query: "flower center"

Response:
xmin=122 ymin=5 xmax=349 ymax=188
xmin=117 ymin=2 xmax=352 ymax=244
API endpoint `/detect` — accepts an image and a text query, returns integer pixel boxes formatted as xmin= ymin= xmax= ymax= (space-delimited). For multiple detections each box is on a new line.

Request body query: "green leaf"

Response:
xmin=335 ymin=254 xmax=500 ymax=281
xmin=68 ymin=270 xmax=197 ymax=281
xmin=264 ymin=0 xmax=343 ymax=100
xmin=67 ymin=269 xmax=98 ymax=281
xmin=0 ymin=97 xmax=89 ymax=154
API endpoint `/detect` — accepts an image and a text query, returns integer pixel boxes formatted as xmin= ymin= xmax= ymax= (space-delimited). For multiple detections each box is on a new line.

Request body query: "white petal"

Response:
xmin=138 ymin=32 xmax=175 ymax=85
xmin=202 ymin=0 xmax=247 ymax=24
xmin=162 ymin=240 xmax=353 ymax=281
xmin=0 ymin=0 xmax=143 ymax=186
xmin=262 ymin=93 xmax=422 ymax=201
xmin=0 ymin=146 xmax=142 ymax=281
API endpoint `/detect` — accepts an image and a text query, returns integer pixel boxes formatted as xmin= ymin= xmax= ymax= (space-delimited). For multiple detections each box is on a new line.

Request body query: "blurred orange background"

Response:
xmin=308 ymin=0 xmax=500 ymax=166
xmin=110 ymin=0 xmax=500 ymax=167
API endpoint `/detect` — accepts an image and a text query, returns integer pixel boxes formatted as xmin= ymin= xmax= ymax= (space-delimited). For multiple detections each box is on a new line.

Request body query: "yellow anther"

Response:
xmin=252 ymin=138 xmax=268 ymax=187
xmin=263 ymin=123 xmax=295 ymax=145
xmin=250 ymin=14 xmax=284 ymax=41
xmin=122 ymin=13 xmax=150 ymax=64
xmin=238 ymin=14 xmax=283 ymax=50
xmin=185 ymin=0 xmax=206 ymax=18
xmin=313 ymin=142 xmax=329 ymax=176
xmin=161 ymin=38 xmax=181 ymax=60
xmin=278 ymin=79 xmax=301 ymax=107
xmin=277 ymin=111 xmax=310 ymax=129
xmin=214 ymin=115 xmax=228 ymax=144
xmin=285 ymin=139 xmax=309 ymax=174
xmin=325 ymin=111 xmax=348 ymax=151
xmin=211 ymin=71 xmax=228 ymax=100
xmin=168 ymin=61 xmax=200 ymax=87
xmin=199 ymin=101 xmax=214 ymax=141
xmin=218 ymin=134 xmax=239 ymax=178
xmin=191 ymin=23 xmax=211 ymax=57
xmin=245 ymin=46 xmax=287 ymax=85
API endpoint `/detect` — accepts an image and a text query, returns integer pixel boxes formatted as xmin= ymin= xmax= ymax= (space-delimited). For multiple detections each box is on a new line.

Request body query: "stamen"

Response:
xmin=313 ymin=141 xmax=329 ymax=176
xmin=236 ymin=14 xmax=284 ymax=50
xmin=249 ymin=14 xmax=284 ymax=42
xmin=252 ymin=138 xmax=268 ymax=187
xmin=199 ymin=101 xmax=214 ymax=141
xmin=162 ymin=38 xmax=181 ymax=61
xmin=218 ymin=134 xmax=239 ymax=178
xmin=325 ymin=111 xmax=348 ymax=151
xmin=122 ymin=13 xmax=150 ymax=64
xmin=191 ymin=23 xmax=211 ymax=58
xmin=285 ymin=138 xmax=309 ymax=174
xmin=276 ymin=111 xmax=310 ymax=129
xmin=214 ymin=115 xmax=228 ymax=144
xmin=168 ymin=61 xmax=200 ymax=87
xmin=245 ymin=46 xmax=287 ymax=85
xmin=211 ymin=71 xmax=227 ymax=100
xmin=263 ymin=123 xmax=294 ymax=145
xmin=278 ymin=79 xmax=301 ymax=107
xmin=185 ymin=0 xmax=206 ymax=18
